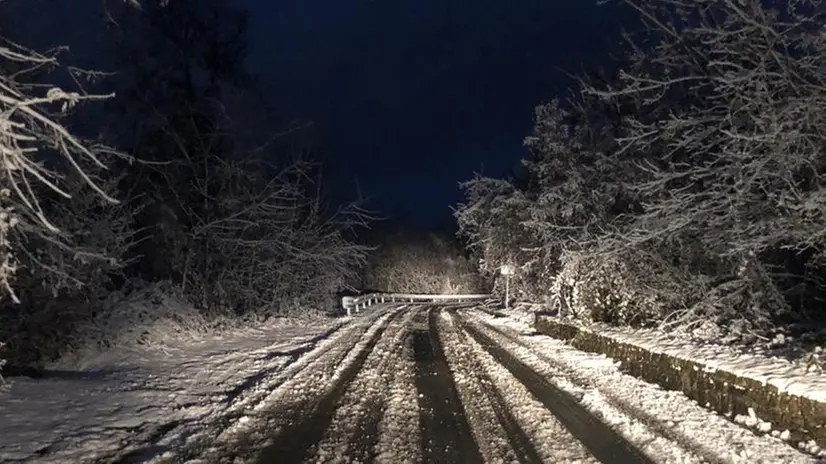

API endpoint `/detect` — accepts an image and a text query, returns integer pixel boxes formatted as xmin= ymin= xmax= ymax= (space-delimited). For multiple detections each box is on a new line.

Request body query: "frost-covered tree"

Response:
xmin=0 ymin=39 xmax=125 ymax=301
xmin=578 ymin=0 xmax=826 ymax=335
xmin=101 ymin=0 xmax=250 ymax=282
xmin=0 ymin=28 xmax=139 ymax=371
xmin=100 ymin=0 xmax=372 ymax=317
xmin=456 ymin=0 xmax=826 ymax=339
xmin=454 ymin=174 xmax=545 ymax=301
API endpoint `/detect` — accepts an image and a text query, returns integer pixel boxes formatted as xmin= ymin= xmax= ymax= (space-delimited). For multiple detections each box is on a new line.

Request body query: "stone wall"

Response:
xmin=534 ymin=315 xmax=826 ymax=448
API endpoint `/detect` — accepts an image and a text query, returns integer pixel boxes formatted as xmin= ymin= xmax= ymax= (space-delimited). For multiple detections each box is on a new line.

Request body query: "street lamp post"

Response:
xmin=500 ymin=264 xmax=515 ymax=310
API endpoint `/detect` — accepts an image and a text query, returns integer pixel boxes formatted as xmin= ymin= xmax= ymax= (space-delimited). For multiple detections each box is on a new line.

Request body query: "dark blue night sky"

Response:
xmin=234 ymin=0 xmax=634 ymax=230
xmin=2 ymin=0 xmax=635 ymax=231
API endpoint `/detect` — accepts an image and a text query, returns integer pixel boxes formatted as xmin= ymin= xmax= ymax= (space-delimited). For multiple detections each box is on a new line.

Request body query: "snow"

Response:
xmin=476 ymin=309 xmax=822 ymax=463
xmin=0 ymin=309 xmax=349 ymax=463
xmin=199 ymin=307 xmax=398 ymax=462
xmin=537 ymin=313 xmax=826 ymax=403
xmin=312 ymin=309 xmax=420 ymax=463
xmin=3 ymin=296 xmax=820 ymax=464
xmin=0 ymin=300 xmax=417 ymax=464
xmin=372 ymin=333 xmax=420 ymax=464
xmin=605 ymin=323 xmax=826 ymax=403
xmin=437 ymin=311 xmax=519 ymax=463
xmin=438 ymin=310 xmax=600 ymax=463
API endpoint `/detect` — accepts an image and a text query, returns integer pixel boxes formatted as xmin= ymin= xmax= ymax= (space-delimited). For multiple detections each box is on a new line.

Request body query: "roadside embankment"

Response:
xmin=534 ymin=314 xmax=826 ymax=450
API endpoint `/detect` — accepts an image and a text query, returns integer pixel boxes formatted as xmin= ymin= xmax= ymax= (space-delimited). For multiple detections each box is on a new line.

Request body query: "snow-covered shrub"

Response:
xmin=673 ymin=258 xmax=788 ymax=342
xmin=17 ymin=161 xmax=140 ymax=293
xmin=551 ymin=250 xmax=686 ymax=327
xmin=0 ymin=192 xmax=17 ymax=301
xmin=165 ymin=153 xmax=370 ymax=317
xmin=0 ymin=150 xmax=140 ymax=370
xmin=545 ymin=244 xmax=783 ymax=338
xmin=62 ymin=280 xmax=212 ymax=359
xmin=0 ymin=293 xmax=86 ymax=368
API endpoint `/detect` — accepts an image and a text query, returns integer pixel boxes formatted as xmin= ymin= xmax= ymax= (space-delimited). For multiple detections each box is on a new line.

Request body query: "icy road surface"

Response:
xmin=0 ymin=304 xmax=819 ymax=463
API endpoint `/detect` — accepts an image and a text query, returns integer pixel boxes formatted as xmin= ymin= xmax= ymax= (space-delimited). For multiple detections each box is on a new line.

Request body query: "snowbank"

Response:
xmin=0 ymin=314 xmax=341 ymax=462
xmin=535 ymin=314 xmax=826 ymax=449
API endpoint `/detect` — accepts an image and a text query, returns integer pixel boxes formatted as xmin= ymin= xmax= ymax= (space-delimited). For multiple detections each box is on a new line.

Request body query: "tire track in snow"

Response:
xmin=454 ymin=311 xmax=654 ymax=464
xmin=373 ymin=320 xmax=420 ymax=464
xmin=251 ymin=308 xmax=405 ymax=463
xmin=470 ymin=309 xmax=817 ymax=464
xmin=187 ymin=307 xmax=399 ymax=463
xmin=412 ymin=308 xmax=483 ymax=463
xmin=471 ymin=315 xmax=723 ymax=464
xmin=106 ymin=320 xmax=356 ymax=464
xmin=311 ymin=306 xmax=422 ymax=463
xmin=437 ymin=309 xmax=544 ymax=464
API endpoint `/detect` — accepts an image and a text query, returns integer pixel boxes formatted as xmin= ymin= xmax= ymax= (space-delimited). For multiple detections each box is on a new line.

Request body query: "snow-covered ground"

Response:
xmin=0 ymin=313 xmax=346 ymax=463
xmin=2 ymin=299 xmax=820 ymax=463
xmin=438 ymin=310 xmax=601 ymax=463
xmin=313 ymin=308 xmax=420 ymax=463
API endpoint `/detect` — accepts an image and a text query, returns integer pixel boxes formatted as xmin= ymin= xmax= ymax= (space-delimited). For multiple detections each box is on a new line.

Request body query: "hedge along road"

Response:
xmin=196 ymin=303 xmax=745 ymax=463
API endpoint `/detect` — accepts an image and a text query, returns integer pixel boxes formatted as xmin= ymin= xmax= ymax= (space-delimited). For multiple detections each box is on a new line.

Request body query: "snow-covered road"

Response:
xmin=1 ymin=304 xmax=819 ymax=463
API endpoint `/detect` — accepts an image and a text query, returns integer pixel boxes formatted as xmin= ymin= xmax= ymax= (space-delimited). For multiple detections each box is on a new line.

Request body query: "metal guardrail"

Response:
xmin=341 ymin=293 xmax=491 ymax=316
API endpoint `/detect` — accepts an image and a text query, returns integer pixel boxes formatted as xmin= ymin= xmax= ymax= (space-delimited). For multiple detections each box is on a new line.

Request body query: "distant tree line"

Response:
xmin=362 ymin=225 xmax=485 ymax=295
xmin=455 ymin=0 xmax=826 ymax=343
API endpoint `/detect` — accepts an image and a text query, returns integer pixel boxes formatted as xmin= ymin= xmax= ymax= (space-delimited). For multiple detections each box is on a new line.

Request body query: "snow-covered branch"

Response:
xmin=0 ymin=38 xmax=126 ymax=302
